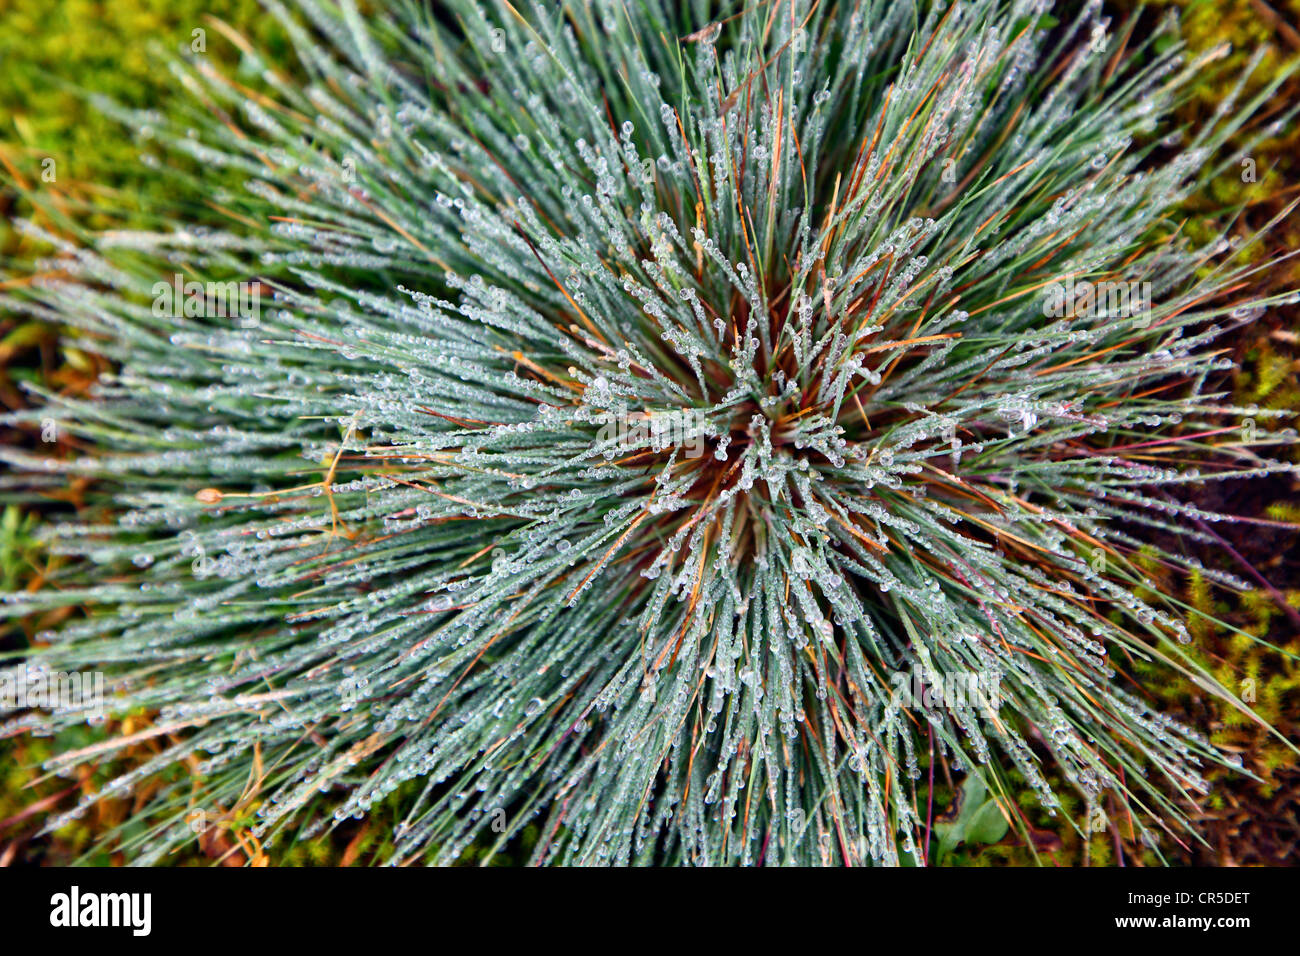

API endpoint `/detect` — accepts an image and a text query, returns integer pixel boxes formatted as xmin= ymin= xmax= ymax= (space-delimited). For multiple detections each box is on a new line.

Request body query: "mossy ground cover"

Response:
xmin=1126 ymin=0 xmax=1300 ymax=866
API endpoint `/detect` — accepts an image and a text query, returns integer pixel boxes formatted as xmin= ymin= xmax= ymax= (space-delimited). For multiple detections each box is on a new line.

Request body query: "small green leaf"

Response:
xmin=933 ymin=776 xmax=1010 ymax=861
xmin=965 ymin=797 xmax=1011 ymax=846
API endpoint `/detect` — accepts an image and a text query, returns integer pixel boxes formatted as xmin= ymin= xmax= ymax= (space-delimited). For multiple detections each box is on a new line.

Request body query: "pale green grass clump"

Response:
xmin=2 ymin=0 xmax=1298 ymax=865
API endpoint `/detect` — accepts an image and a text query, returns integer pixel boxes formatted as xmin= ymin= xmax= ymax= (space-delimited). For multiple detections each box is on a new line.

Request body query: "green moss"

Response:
xmin=0 ymin=0 xmax=291 ymax=244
